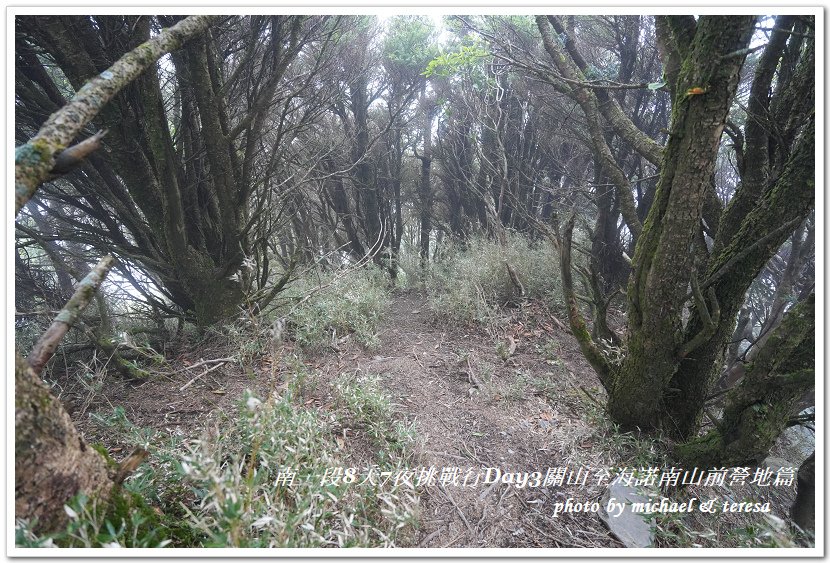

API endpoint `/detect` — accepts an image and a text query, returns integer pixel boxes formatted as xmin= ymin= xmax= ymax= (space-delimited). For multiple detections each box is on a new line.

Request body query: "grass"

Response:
xmin=281 ymin=266 xmax=390 ymax=352
xmin=334 ymin=372 xmax=418 ymax=466
xmin=178 ymin=389 xmax=415 ymax=547
xmin=19 ymin=360 xmax=419 ymax=549
xmin=423 ymin=233 xmax=562 ymax=325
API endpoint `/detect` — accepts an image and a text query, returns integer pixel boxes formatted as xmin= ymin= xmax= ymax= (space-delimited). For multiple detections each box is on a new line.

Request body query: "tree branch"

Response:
xmin=26 ymin=255 xmax=116 ymax=375
xmin=560 ymin=214 xmax=614 ymax=389
xmin=678 ymin=274 xmax=721 ymax=359
xmin=15 ymin=15 xmax=215 ymax=216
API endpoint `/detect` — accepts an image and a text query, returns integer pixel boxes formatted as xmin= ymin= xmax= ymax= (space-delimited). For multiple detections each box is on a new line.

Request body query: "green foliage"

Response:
xmin=18 ymin=373 xmax=419 ymax=549
xmin=336 ymin=373 xmax=393 ymax=429
xmin=383 ymin=15 xmax=439 ymax=74
xmin=179 ymin=389 xmax=418 ymax=547
xmin=500 ymin=14 xmax=537 ymax=38
xmin=424 ymin=234 xmax=562 ymax=324
xmin=283 ymin=266 xmax=390 ymax=351
xmin=89 ymin=405 xmax=154 ymax=447
xmin=334 ymin=373 xmax=417 ymax=464
xmin=537 ymin=337 xmax=561 ymax=362
xmin=16 ymin=491 xmax=168 ymax=548
xmin=495 ymin=340 xmax=511 ymax=362
xmin=423 ymin=44 xmax=489 ymax=78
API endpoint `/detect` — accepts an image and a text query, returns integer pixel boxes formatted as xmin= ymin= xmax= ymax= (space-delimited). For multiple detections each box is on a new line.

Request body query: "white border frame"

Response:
xmin=5 ymin=2 xmax=824 ymax=560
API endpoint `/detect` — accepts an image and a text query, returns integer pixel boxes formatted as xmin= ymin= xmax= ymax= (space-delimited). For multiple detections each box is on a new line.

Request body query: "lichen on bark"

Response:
xmin=14 ymin=15 xmax=215 ymax=215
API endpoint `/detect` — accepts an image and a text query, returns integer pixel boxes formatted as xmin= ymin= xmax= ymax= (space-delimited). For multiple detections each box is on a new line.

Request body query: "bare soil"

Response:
xmin=64 ymin=290 xmax=801 ymax=549
xmin=346 ymin=291 xmax=620 ymax=548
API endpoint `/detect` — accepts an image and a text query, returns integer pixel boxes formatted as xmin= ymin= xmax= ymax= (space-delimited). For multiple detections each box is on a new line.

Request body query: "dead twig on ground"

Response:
xmin=418 ymin=527 xmax=444 ymax=547
xmin=179 ymin=359 xmax=233 ymax=391
xmin=577 ymin=385 xmax=606 ymax=411
xmin=438 ymin=484 xmax=476 ymax=537
xmin=441 ymin=530 xmax=465 ymax=548
xmin=465 ymin=356 xmax=483 ymax=388
xmin=180 ymin=356 xmax=237 ymax=372
xmin=479 ymin=479 xmax=502 ymax=501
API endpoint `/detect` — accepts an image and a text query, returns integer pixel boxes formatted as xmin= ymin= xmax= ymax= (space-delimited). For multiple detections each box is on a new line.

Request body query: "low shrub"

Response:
xmin=179 ymin=382 xmax=417 ymax=547
xmin=424 ymin=234 xmax=562 ymax=324
xmin=334 ymin=373 xmax=418 ymax=465
xmin=18 ymin=370 xmax=419 ymax=548
xmin=282 ymin=266 xmax=390 ymax=351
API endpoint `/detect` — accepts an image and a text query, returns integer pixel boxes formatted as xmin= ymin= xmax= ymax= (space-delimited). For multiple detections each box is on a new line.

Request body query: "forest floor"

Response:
xmin=66 ymin=290 xmax=800 ymax=549
xmin=324 ymin=290 xmax=619 ymax=548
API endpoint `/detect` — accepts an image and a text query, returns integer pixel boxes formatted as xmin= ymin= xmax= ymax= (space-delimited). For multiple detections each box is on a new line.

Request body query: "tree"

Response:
xmin=540 ymin=14 xmax=814 ymax=462
xmin=16 ymin=15 xmax=335 ymax=326
xmin=15 ymin=15 xmax=214 ymax=531
xmin=383 ymin=16 xmax=439 ymax=272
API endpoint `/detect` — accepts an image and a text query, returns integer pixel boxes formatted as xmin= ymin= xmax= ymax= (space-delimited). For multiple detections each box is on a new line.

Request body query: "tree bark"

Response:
xmin=17 ymin=256 xmax=118 ymax=533
xmin=675 ymin=293 xmax=814 ymax=467
xmin=16 ymin=354 xmax=113 ymax=534
xmin=418 ymin=93 xmax=435 ymax=268
xmin=606 ymin=16 xmax=756 ymax=431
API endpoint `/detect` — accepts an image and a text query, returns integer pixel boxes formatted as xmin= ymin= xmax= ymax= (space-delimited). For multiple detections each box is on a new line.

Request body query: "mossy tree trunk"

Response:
xmin=607 ymin=15 xmax=756 ymax=429
xmin=675 ymin=293 xmax=814 ymax=467
xmin=17 ymin=257 xmax=118 ymax=533
xmin=16 ymin=353 xmax=113 ymax=534
xmin=661 ymin=20 xmax=815 ymax=438
xmin=554 ymin=16 xmax=815 ymax=456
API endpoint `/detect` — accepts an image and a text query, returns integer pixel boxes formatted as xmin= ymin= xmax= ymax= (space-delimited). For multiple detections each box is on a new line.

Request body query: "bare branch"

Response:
xmin=26 ymin=255 xmax=116 ymax=375
xmin=15 ymin=15 xmax=215 ymax=215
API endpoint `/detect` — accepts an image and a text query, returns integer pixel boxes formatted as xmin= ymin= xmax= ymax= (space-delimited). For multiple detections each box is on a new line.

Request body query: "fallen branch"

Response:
xmin=546 ymin=312 xmax=570 ymax=333
xmin=27 ymin=255 xmax=116 ymax=375
xmin=114 ymin=447 xmax=149 ymax=485
xmin=179 ymin=360 xmax=233 ymax=392
xmin=418 ymin=527 xmax=445 ymax=547
xmin=578 ymin=385 xmax=605 ymax=411
xmin=180 ymin=356 xmax=237 ymax=372
xmin=438 ymin=484 xmax=475 ymax=536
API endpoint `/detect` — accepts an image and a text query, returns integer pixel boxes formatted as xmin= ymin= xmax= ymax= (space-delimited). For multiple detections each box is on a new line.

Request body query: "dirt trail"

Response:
xmin=345 ymin=291 xmax=618 ymax=548
xmin=70 ymin=290 xmax=619 ymax=548
xmin=67 ymin=290 xmax=802 ymax=549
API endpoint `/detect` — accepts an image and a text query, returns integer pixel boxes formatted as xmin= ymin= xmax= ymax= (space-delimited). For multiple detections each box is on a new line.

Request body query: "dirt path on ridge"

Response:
xmin=68 ymin=289 xmax=621 ymax=548
xmin=342 ymin=291 xmax=620 ymax=548
xmin=66 ymin=289 xmax=805 ymax=549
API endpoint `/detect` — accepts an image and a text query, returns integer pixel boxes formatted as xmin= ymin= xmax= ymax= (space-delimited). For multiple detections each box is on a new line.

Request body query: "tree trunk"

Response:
xmin=675 ymin=293 xmax=813 ymax=467
xmin=15 ymin=353 xmax=113 ymax=534
xmin=17 ymin=256 xmax=119 ymax=533
xmin=663 ymin=24 xmax=815 ymax=438
xmin=418 ymin=93 xmax=435 ymax=268
xmin=608 ymin=16 xmax=756 ymax=430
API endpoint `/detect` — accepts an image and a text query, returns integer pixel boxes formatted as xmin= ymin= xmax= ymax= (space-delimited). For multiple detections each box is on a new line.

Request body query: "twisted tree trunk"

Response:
xmin=675 ymin=293 xmax=814 ymax=467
